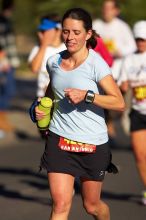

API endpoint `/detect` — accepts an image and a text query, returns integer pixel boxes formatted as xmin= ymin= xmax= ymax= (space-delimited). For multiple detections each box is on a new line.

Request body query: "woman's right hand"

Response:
xmin=35 ymin=106 xmax=46 ymax=121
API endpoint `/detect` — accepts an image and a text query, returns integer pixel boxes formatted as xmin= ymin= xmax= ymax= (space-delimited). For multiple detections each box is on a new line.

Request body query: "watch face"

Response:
xmin=85 ymin=90 xmax=95 ymax=103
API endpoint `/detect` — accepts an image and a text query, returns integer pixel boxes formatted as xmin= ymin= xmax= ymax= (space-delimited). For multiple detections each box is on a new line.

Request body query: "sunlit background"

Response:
xmin=0 ymin=0 xmax=146 ymax=74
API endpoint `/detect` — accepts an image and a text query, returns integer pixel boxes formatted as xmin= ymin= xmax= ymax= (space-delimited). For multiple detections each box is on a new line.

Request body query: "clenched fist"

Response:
xmin=64 ymin=88 xmax=87 ymax=104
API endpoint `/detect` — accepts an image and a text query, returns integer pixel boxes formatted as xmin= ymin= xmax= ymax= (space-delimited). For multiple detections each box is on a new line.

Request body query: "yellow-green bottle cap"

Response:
xmin=40 ymin=97 xmax=53 ymax=108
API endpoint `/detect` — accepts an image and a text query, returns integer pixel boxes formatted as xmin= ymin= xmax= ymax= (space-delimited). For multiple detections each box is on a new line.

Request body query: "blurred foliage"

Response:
xmin=121 ymin=0 xmax=146 ymax=25
xmin=0 ymin=0 xmax=145 ymax=35
xmin=0 ymin=0 xmax=145 ymax=73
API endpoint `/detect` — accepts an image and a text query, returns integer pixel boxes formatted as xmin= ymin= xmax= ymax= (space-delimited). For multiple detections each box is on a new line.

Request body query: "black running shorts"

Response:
xmin=129 ymin=109 xmax=146 ymax=132
xmin=40 ymin=130 xmax=111 ymax=181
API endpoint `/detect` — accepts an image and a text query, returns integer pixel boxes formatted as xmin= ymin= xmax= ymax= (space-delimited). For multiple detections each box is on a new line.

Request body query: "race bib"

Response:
xmin=58 ymin=137 xmax=96 ymax=153
xmin=133 ymin=86 xmax=146 ymax=101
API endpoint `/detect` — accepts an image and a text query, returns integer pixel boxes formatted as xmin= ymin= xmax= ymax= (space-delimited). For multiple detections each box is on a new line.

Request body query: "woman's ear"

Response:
xmin=86 ymin=30 xmax=92 ymax=41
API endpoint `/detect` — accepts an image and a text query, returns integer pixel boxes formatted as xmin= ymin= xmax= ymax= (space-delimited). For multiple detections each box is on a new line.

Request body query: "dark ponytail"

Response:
xmin=87 ymin=30 xmax=99 ymax=49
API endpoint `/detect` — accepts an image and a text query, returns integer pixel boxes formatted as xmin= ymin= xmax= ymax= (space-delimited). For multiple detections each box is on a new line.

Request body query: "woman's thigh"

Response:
xmin=48 ymin=172 xmax=75 ymax=202
xmin=81 ymin=179 xmax=103 ymax=203
xmin=131 ymin=130 xmax=146 ymax=159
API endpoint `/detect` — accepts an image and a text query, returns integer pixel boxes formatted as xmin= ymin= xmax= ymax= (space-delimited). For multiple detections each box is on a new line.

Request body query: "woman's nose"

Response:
xmin=67 ymin=32 xmax=74 ymax=40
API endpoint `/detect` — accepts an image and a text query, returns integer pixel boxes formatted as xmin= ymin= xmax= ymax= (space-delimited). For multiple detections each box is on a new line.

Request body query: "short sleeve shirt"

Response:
xmin=119 ymin=51 xmax=146 ymax=115
xmin=46 ymin=49 xmax=111 ymax=145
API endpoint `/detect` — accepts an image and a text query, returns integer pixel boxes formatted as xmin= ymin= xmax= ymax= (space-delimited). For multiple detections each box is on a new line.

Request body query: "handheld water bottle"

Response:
xmin=37 ymin=97 xmax=53 ymax=131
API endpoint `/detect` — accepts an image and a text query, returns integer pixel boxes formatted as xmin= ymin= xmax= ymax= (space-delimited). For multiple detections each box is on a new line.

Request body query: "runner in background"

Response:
xmin=93 ymin=0 xmax=136 ymax=79
xmin=119 ymin=21 xmax=146 ymax=205
xmin=93 ymin=0 xmax=136 ymax=139
xmin=28 ymin=13 xmax=66 ymax=98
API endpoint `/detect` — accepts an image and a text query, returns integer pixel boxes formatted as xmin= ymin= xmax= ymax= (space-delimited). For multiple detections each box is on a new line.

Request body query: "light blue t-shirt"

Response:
xmin=46 ymin=49 xmax=111 ymax=145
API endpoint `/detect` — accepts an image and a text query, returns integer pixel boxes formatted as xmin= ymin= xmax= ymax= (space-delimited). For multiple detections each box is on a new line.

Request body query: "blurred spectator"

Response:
xmin=0 ymin=45 xmax=11 ymax=138
xmin=93 ymin=0 xmax=136 ymax=80
xmin=93 ymin=0 xmax=137 ymax=138
xmin=0 ymin=45 xmax=10 ymax=72
xmin=28 ymin=13 xmax=66 ymax=98
xmin=0 ymin=0 xmax=20 ymax=138
xmin=119 ymin=21 xmax=146 ymax=205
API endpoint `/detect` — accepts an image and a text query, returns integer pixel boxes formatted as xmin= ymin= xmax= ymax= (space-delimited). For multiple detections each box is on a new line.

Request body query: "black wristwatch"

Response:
xmin=85 ymin=90 xmax=95 ymax=103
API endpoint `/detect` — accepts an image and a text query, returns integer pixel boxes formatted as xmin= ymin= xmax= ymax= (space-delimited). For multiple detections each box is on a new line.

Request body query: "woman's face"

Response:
xmin=102 ymin=1 xmax=119 ymax=22
xmin=136 ymin=38 xmax=146 ymax=53
xmin=38 ymin=28 xmax=56 ymax=45
xmin=62 ymin=18 xmax=92 ymax=53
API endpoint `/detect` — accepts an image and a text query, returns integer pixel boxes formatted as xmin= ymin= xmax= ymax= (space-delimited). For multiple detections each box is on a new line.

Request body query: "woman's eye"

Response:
xmin=74 ymin=31 xmax=80 ymax=35
xmin=63 ymin=30 xmax=68 ymax=34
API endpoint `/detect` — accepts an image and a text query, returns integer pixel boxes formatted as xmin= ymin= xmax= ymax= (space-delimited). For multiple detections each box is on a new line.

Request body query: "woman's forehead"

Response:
xmin=62 ymin=18 xmax=84 ymax=28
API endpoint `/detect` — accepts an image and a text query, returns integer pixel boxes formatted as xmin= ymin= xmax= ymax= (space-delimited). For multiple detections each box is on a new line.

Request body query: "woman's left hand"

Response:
xmin=64 ymin=88 xmax=86 ymax=104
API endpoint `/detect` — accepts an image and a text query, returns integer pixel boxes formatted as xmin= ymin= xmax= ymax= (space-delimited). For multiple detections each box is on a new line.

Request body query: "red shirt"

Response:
xmin=94 ymin=37 xmax=113 ymax=67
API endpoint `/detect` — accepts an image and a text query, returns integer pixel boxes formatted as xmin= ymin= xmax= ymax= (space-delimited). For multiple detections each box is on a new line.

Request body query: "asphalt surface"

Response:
xmin=0 ymin=76 xmax=146 ymax=220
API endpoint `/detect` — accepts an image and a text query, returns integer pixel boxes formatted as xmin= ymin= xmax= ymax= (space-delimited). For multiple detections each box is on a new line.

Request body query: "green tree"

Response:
xmin=1 ymin=0 xmax=146 ymax=35
xmin=122 ymin=0 xmax=146 ymax=25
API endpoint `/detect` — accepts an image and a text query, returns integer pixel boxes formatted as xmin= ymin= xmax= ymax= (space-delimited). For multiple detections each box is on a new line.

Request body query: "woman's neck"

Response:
xmin=68 ymin=47 xmax=89 ymax=65
xmin=60 ymin=47 xmax=89 ymax=70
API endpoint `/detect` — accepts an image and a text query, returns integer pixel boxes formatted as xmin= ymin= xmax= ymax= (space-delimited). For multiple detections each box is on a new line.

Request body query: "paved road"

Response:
xmin=0 ymin=77 xmax=146 ymax=220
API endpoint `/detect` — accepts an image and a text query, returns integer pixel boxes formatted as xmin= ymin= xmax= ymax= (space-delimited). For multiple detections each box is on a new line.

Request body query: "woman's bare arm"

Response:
xmin=64 ymin=75 xmax=125 ymax=112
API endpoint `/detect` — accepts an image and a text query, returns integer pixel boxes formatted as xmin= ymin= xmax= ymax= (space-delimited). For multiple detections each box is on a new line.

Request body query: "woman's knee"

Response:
xmin=83 ymin=200 xmax=100 ymax=215
xmin=52 ymin=199 xmax=72 ymax=214
xmin=83 ymin=200 xmax=110 ymax=216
